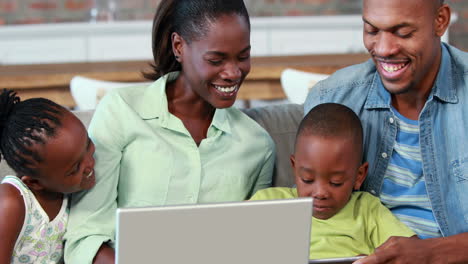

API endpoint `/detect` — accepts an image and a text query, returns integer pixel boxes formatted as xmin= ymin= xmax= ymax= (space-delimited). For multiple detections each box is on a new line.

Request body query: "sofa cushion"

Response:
xmin=0 ymin=105 xmax=303 ymax=188
xmin=0 ymin=157 xmax=14 ymax=178
xmin=242 ymin=104 xmax=303 ymax=187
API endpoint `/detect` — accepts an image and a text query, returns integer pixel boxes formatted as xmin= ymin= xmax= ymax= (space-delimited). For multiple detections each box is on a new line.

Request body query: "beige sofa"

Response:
xmin=0 ymin=104 xmax=303 ymax=187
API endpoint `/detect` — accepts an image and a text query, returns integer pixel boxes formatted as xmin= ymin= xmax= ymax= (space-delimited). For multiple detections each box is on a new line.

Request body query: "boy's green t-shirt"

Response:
xmin=250 ymin=188 xmax=415 ymax=259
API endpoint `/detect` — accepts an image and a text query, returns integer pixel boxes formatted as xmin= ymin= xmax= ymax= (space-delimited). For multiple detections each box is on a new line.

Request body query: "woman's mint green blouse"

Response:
xmin=64 ymin=72 xmax=275 ymax=263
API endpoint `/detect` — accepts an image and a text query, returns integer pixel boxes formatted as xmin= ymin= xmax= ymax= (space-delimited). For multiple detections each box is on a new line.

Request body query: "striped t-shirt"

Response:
xmin=380 ymin=108 xmax=441 ymax=239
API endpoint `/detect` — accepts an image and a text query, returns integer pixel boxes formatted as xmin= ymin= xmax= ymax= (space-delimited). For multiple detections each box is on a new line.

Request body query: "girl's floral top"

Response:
xmin=2 ymin=176 xmax=69 ymax=264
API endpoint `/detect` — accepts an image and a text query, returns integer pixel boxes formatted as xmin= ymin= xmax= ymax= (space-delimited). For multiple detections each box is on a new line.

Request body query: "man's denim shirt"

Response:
xmin=304 ymin=43 xmax=468 ymax=237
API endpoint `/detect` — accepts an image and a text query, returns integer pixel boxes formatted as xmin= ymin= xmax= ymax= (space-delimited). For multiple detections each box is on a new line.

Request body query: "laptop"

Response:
xmin=116 ymin=198 xmax=313 ymax=264
xmin=309 ymin=256 xmax=365 ymax=264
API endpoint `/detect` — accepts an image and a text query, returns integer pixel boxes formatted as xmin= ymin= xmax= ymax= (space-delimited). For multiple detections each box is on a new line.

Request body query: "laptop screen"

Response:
xmin=116 ymin=198 xmax=312 ymax=264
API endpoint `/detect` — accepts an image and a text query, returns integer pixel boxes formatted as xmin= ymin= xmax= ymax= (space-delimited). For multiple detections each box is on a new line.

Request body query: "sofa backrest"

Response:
xmin=0 ymin=104 xmax=303 ymax=187
xmin=242 ymin=104 xmax=303 ymax=187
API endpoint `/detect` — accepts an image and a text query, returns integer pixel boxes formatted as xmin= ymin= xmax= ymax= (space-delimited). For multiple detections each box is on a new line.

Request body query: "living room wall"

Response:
xmin=0 ymin=0 xmax=466 ymax=51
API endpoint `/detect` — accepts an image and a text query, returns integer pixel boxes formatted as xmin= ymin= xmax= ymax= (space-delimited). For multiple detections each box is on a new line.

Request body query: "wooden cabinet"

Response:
xmin=0 ymin=54 xmax=370 ymax=108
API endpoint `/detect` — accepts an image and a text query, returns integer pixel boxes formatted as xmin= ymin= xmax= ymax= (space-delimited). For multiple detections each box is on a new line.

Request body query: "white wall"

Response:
xmin=0 ymin=15 xmax=455 ymax=65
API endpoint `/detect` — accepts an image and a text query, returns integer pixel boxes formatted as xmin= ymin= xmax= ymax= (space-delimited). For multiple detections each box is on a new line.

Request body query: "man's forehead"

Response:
xmin=362 ymin=0 xmax=436 ymax=24
xmin=363 ymin=0 xmax=439 ymax=11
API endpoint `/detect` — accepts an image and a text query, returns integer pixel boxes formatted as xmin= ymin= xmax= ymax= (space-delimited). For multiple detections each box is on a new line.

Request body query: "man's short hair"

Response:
xmin=436 ymin=0 xmax=445 ymax=8
xmin=297 ymin=103 xmax=364 ymax=159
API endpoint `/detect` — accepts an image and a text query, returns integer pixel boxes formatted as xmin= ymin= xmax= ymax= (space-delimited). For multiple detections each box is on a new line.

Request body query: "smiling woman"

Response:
xmin=63 ymin=1 xmax=275 ymax=263
xmin=167 ymin=13 xmax=252 ymax=126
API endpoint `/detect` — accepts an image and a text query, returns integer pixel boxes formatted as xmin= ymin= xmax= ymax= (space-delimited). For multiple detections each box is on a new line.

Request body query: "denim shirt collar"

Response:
xmin=364 ymin=43 xmax=458 ymax=110
xmin=433 ymin=44 xmax=458 ymax=103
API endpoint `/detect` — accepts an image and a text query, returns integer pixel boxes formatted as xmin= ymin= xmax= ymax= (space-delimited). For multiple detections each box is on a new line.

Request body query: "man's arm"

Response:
xmin=304 ymin=81 xmax=323 ymax=116
xmin=354 ymin=233 xmax=468 ymax=264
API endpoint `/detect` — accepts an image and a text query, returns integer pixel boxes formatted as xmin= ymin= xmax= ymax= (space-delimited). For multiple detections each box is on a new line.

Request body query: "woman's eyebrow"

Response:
xmin=205 ymin=45 xmax=251 ymax=56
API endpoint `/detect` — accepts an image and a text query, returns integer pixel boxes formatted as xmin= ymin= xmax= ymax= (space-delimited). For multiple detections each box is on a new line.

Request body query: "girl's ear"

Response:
xmin=353 ymin=162 xmax=369 ymax=191
xmin=21 ymin=176 xmax=45 ymax=192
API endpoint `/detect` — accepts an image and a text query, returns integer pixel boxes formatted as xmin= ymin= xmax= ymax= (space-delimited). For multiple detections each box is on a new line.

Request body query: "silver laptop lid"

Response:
xmin=116 ymin=198 xmax=312 ymax=264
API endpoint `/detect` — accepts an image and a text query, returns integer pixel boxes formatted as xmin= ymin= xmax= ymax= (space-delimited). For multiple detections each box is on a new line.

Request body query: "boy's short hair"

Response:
xmin=297 ymin=103 xmax=364 ymax=161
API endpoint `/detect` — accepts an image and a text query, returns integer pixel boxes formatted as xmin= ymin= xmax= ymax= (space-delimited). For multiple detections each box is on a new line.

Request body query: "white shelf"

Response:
xmin=0 ymin=15 xmax=456 ymax=65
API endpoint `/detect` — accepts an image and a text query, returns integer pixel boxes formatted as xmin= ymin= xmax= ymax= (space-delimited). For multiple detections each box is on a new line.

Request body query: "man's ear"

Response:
xmin=434 ymin=4 xmax=451 ymax=37
xmin=171 ymin=32 xmax=184 ymax=62
xmin=21 ymin=176 xmax=45 ymax=192
xmin=353 ymin=162 xmax=368 ymax=191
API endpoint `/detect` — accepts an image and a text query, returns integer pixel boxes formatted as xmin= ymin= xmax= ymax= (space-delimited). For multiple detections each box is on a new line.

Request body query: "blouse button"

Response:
xmin=381 ymin=152 xmax=388 ymax=159
xmin=389 ymin=117 xmax=394 ymax=124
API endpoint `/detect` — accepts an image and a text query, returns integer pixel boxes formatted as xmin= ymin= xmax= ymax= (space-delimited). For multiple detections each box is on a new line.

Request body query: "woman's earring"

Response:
xmin=175 ymin=55 xmax=180 ymax=61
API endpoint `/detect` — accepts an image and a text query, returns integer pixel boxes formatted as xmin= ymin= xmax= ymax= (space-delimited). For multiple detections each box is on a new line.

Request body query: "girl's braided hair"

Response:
xmin=0 ymin=89 xmax=64 ymax=177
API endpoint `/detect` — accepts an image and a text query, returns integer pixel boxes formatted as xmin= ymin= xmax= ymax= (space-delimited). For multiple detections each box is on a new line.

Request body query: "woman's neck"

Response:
xmin=166 ymin=76 xmax=216 ymax=145
xmin=166 ymin=77 xmax=215 ymax=119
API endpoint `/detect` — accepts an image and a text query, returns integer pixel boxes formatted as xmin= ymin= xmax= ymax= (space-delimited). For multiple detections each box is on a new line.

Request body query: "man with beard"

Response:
xmin=304 ymin=0 xmax=468 ymax=263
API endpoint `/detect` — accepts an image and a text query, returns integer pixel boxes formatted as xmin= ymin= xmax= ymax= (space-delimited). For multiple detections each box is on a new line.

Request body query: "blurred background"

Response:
xmin=0 ymin=0 xmax=466 ymax=109
xmin=0 ymin=0 xmax=466 ymax=50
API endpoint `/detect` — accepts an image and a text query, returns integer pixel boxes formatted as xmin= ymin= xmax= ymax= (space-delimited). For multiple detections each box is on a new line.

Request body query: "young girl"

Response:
xmin=0 ymin=89 xmax=96 ymax=264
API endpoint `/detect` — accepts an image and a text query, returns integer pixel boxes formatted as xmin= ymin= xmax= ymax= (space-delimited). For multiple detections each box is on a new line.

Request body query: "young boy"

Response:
xmin=250 ymin=103 xmax=415 ymax=259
